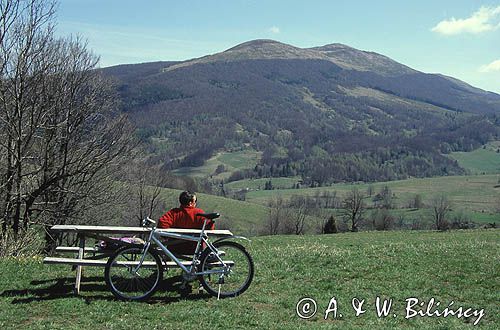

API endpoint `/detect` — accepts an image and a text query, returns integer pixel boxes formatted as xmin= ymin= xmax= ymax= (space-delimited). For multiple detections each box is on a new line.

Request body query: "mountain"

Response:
xmin=102 ymin=39 xmax=500 ymax=185
xmin=166 ymin=40 xmax=416 ymax=76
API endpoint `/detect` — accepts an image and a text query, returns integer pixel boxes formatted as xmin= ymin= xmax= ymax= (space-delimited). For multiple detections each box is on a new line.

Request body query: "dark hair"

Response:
xmin=179 ymin=191 xmax=196 ymax=206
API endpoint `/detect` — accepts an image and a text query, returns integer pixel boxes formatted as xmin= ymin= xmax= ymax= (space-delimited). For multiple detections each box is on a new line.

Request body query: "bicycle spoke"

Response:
xmin=105 ymin=247 xmax=162 ymax=301
xmin=199 ymin=242 xmax=254 ymax=298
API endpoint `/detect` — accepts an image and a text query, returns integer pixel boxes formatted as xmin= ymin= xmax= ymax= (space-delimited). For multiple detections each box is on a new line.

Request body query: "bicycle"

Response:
xmin=104 ymin=213 xmax=254 ymax=301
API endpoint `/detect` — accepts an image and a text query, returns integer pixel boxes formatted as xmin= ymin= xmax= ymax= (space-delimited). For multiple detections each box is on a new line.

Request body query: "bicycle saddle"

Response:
xmin=196 ymin=213 xmax=220 ymax=220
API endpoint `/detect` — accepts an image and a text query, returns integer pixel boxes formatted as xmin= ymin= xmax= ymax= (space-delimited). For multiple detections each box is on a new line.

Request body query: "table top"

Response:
xmin=50 ymin=225 xmax=233 ymax=236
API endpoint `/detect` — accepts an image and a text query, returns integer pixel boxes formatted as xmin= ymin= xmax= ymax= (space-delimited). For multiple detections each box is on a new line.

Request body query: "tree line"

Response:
xmin=262 ymin=186 xmax=479 ymax=236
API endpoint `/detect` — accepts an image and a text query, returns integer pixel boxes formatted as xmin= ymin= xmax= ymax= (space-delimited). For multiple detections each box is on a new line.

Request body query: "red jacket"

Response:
xmin=158 ymin=205 xmax=215 ymax=230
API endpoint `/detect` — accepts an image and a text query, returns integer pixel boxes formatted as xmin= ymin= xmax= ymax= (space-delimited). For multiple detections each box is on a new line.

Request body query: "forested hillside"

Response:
xmin=103 ymin=40 xmax=500 ymax=186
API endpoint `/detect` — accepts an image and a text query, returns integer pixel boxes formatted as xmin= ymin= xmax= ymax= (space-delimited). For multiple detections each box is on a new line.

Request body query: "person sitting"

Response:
xmin=158 ymin=191 xmax=214 ymax=255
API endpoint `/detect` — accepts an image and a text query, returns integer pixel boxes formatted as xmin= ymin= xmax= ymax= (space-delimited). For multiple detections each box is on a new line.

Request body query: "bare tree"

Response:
xmin=410 ymin=194 xmax=424 ymax=209
xmin=379 ymin=186 xmax=394 ymax=209
xmin=367 ymin=184 xmax=374 ymax=197
xmin=136 ymin=178 xmax=162 ymax=225
xmin=287 ymin=194 xmax=310 ymax=235
xmin=1 ymin=0 xmax=57 ymax=234
xmin=266 ymin=195 xmax=286 ymax=235
xmin=0 ymin=0 xmax=133 ymax=241
xmin=431 ymin=194 xmax=452 ymax=231
xmin=321 ymin=190 xmax=337 ymax=209
xmin=371 ymin=208 xmax=394 ymax=231
xmin=124 ymin=162 xmax=164 ymax=226
xmin=342 ymin=188 xmax=365 ymax=232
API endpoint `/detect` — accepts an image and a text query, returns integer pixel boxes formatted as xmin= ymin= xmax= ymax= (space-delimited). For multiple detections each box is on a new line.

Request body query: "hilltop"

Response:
xmin=166 ymin=39 xmax=417 ymax=76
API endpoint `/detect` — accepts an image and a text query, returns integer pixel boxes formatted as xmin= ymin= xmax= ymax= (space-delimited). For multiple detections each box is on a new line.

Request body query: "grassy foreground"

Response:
xmin=0 ymin=230 xmax=498 ymax=329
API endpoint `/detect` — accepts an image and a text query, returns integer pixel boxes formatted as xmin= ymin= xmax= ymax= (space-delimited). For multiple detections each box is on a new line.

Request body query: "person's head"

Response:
xmin=179 ymin=191 xmax=197 ymax=207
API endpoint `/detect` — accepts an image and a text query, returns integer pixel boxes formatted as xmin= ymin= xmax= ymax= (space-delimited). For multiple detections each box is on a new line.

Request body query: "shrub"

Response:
xmin=0 ymin=228 xmax=44 ymax=258
xmin=323 ymin=216 xmax=338 ymax=234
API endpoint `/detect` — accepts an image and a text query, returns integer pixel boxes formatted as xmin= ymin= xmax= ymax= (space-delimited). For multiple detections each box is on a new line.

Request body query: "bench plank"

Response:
xmin=50 ymin=225 xmax=233 ymax=236
xmin=43 ymin=257 xmax=193 ymax=268
xmin=56 ymin=246 xmax=99 ymax=253
xmin=44 ymin=257 xmax=234 ymax=268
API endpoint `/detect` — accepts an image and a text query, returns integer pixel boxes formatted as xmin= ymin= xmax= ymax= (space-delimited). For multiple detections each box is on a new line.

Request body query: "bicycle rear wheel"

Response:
xmin=198 ymin=241 xmax=254 ymax=298
xmin=105 ymin=246 xmax=163 ymax=301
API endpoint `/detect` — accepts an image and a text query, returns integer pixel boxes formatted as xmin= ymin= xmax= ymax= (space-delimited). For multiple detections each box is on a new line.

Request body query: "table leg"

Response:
xmin=74 ymin=234 xmax=85 ymax=294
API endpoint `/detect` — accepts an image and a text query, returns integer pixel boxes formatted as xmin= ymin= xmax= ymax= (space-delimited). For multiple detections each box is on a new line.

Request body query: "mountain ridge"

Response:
xmin=164 ymin=39 xmax=419 ymax=77
xmin=102 ymin=39 xmax=500 ymax=185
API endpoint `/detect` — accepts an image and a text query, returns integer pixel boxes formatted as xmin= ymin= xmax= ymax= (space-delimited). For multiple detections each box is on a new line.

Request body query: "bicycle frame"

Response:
xmin=135 ymin=219 xmax=226 ymax=277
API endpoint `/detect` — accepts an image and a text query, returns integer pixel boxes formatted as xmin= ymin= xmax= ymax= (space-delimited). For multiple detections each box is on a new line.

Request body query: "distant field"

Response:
xmin=1 ymin=230 xmax=498 ymax=329
xmin=225 ymin=176 xmax=302 ymax=190
xmin=449 ymin=141 xmax=500 ymax=174
xmin=320 ymin=208 xmax=498 ymax=227
xmin=172 ymin=149 xmax=262 ymax=180
xmin=243 ymin=174 xmax=500 ymax=214
xmin=153 ymin=175 xmax=498 ymax=235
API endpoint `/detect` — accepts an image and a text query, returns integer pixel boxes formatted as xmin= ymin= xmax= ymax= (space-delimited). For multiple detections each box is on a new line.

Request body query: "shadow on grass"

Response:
xmin=0 ymin=275 xmax=211 ymax=304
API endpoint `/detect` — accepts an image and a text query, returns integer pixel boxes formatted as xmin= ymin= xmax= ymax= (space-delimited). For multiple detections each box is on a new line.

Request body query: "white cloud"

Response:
xmin=479 ymin=59 xmax=500 ymax=73
xmin=269 ymin=26 xmax=280 ymax=34
xmin=431 ymin=6 xmax=500 ymax=35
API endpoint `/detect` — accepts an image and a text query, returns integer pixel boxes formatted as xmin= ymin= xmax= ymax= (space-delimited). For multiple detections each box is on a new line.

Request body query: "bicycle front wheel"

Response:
xmin=198 ymin=241 xmax=254 ymax=298
xmin=105 ymin=246 xmax=163 ymax=301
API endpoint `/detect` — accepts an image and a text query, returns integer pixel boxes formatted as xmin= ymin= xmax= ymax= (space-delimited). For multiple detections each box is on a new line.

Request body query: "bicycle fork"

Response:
xmin=131 ymin=230 xmax=155 ymax=275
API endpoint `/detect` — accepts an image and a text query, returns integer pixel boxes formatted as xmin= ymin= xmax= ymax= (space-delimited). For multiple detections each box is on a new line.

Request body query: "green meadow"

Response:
xmin=152 ymin=174 xmax=499 ymax=233
xmin=241 ymin=174 xmax=500 ymax=214
xmin=172 ymin=149 xmax=262 ymax=180
xmin=449 ymin=141 xmax=500 ymax=175
xmin=0 ymin=230 xmax=498 ymax=329
xmin=225 ymin=176 xmax=302 ymax=190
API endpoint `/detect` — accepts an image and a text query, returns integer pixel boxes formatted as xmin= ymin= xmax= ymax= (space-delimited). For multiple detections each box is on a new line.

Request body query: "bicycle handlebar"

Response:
xmin=196 ymin=213 xmax=220 ymax=220
xmin=142 ymin=217 xmax=156 ymax=227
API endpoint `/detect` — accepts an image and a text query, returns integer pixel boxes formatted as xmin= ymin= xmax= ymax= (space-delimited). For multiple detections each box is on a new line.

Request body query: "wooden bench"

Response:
xmin=44 ymin=257 xmax=233 ymax=268
xmin=55 ymin=246 xmax=98 ymax=253
xmin=45 ymin=225 xmax=233 ymax=294
xmin=44 ymin=257 xmax=195 ymax=268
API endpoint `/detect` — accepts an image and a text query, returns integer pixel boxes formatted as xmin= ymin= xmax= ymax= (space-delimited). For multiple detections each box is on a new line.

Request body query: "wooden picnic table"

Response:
xmin=45 ymin=225 xmax=233 ymax=294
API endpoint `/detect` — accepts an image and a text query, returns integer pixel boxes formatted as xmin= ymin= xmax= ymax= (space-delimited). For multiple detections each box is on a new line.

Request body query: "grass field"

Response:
xmin=320 ymin=208 xmax=498 ymax=227
xmin=172 ymin=149 xmax=262 ymax=180
xmin=225 ymin=176 xmax=302 ymax=190
xmin=0 ymin=230 xmax=498 ymax=329
xmin=242 ymin=174 xmax=500 ymax=214
xmin=165 ymin=145 xmax=500 ymax=229
xmin=449 ymin=141 xmax=500 ymax=175
xmin=151 ymin=174 xmax=499 ymax=234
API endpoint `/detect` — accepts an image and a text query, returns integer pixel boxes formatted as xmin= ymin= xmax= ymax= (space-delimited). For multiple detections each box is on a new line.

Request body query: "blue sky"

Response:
xmin=56 ymin=0 xmax=500 ymax=93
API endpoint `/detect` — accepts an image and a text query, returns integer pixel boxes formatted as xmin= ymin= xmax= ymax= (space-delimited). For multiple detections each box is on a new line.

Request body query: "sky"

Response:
xmin=56 ymin=0 xmax=500 ymax=94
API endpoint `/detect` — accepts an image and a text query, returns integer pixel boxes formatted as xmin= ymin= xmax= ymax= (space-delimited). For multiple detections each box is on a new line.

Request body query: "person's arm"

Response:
xmin=158 ymin=210 xmax=174 ymax=229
